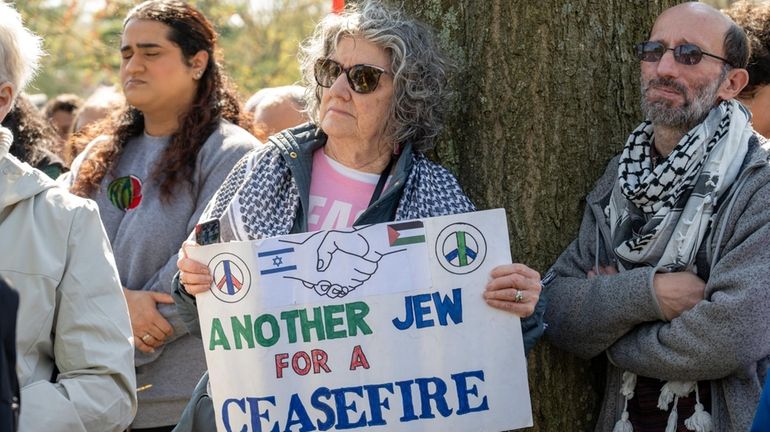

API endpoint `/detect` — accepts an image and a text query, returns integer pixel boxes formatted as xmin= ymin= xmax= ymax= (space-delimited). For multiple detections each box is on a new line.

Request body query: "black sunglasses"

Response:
xmin=314 ymin=58 xmax=388 ymax=94
xmin=635 ymin=41 xmax=734 ymax=68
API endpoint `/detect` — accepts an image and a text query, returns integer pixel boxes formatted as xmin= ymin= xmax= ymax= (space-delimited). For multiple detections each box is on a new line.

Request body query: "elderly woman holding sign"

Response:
xmin=173 ymin=0 xmax=544 ymax=428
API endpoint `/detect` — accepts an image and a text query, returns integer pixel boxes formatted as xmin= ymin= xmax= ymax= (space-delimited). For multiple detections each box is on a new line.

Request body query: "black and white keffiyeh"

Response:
xmin=608 ymin=100 xmax=753 ymax=432
xmin=609 ymin=99 xmax=751 ymax=272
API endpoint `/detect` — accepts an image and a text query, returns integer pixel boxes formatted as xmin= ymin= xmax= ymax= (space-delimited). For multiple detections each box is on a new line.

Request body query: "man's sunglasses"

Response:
xmin=635 ymin=41 xmax=734 ymax=68
xmin=314 ymin=58 xmax=388 ymax=94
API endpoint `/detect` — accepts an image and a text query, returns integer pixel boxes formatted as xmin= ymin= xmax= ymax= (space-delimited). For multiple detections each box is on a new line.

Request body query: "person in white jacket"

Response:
xmin=0 ymin=3 xmax=137 ymax=431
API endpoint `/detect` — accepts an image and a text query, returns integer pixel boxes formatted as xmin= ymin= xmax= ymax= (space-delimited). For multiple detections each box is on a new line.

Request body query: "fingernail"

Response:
xmin=317 ymin=259 xmax=324 ymax=271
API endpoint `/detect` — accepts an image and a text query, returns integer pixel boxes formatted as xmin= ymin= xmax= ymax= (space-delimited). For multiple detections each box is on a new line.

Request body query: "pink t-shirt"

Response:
xmin=308 ymin=148 xmax=388 ymax=231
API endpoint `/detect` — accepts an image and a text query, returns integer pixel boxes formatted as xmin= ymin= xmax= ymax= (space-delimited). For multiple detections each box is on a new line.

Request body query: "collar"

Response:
xmin=0 ymin=126 xmax=12 ymax=161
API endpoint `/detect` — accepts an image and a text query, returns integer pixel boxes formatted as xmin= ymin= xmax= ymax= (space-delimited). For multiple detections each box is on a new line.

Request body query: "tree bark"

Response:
xmin=387 ymin=1 xmax=682 ymax=430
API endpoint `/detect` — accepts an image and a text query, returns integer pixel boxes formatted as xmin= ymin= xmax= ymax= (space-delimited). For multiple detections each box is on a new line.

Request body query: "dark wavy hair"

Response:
xmin=3 ymin=93 xmax=63 ymax=170
xmin=725 ymin=1 xmax=770 ymax=96
xmin=43 ymin=93 xmax=82 ymax=119
xmin=70 ymin=0 xmax=250 ymax=199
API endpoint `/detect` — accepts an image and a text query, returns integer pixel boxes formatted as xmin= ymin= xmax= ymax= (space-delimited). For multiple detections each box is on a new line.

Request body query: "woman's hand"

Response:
xmin=484 ymin=263 xmax=542 ymax=318
xmin=176 ymin=240 xmax=214 ymax=296
xmin=124 ymin=288 xmax=175 ymax=353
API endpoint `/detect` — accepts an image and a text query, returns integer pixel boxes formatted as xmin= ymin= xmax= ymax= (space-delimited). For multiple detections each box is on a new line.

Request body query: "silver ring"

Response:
xmin=141 ymin=334 xmax=152 ymax=342
xmin=514 ymin=289 xmax=524 ymax=303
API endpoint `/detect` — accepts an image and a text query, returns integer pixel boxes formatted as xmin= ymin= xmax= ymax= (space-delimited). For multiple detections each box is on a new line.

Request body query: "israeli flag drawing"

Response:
xmin=258 ymin=247 xmax=297 ymax=275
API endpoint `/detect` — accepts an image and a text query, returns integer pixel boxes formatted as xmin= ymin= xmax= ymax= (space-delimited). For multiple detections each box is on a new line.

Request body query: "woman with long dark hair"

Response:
xmin=64 ymin=1 xmax=258 ymax=429
xmin=2 ymin=93 xmax=65 ymax=178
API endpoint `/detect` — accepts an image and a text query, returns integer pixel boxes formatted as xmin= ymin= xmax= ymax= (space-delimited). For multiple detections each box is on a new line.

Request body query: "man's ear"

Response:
xmin=0 ymin=82 xmax=14 ymax=123
xmin=718 ymin=68 xmax=750 ymax=101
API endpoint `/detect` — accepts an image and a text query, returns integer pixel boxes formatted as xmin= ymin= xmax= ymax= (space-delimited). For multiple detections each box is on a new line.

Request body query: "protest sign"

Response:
xmin=188 ymin=208 xmax=532 ymax=431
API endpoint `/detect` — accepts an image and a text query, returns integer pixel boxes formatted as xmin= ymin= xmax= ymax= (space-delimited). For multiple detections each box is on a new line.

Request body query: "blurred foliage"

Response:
xmin=17 ymin=0 xmax=328 ymax=102
xmin=703 ymin=0 xmax=765 ymax=8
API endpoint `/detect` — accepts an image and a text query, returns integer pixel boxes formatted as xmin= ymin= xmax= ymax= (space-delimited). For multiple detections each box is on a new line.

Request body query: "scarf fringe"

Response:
xmin=615 ymin=372 xmax=636 ymax=432
xmin=665 ymin=399 xmax=679 ymax=432
xmin=685 ymin=384 xmax=714 ymax=432
xmin=619 ymin=374 xmax=713 ymax=431
xmin=613 ymin=411 xmax=633 ymax=432
xmin=658 ymin=381 xmax=696 ymax=410
xmin=621 ymin=371 xmax=637 ymax=399
xmin=684 ymin=403 xmax=713 ymax=431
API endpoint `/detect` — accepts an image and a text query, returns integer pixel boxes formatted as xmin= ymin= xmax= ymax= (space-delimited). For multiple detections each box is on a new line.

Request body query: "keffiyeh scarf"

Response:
xmin=608 ymin=100 xmax=753 ymax=432
xmin=203 ymin=138 xmax=475 ymax=242
xmin=609 ymin=100 xmax=751 ymax=271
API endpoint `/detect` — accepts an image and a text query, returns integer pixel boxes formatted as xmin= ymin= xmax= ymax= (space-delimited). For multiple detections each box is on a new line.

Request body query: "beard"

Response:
xmin=640 ymin=69 xmax=727 ymax=130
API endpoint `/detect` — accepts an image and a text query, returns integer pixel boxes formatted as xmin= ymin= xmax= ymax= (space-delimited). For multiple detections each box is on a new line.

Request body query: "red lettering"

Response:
xmin=276 ymin=350 xmax=333 ymax=378
xmin=292 ymin=351 xmax=312 ymax=375
xmin=312 ymin=349 xmax=331 ymax=374
xmin=349 ymin=345 xmax=370 ymax=370
xmin=274 ymin=353 xmax=289 ymax=378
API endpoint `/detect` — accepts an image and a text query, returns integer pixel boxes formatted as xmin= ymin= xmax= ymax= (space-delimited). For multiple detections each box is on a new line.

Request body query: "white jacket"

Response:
xmin=0 ymin=127 xmax=137 ymax=431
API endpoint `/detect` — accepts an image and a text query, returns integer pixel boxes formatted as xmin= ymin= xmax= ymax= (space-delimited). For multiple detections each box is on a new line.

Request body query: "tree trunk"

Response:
xmin=388 ymin=1 xmax=682 ymax=430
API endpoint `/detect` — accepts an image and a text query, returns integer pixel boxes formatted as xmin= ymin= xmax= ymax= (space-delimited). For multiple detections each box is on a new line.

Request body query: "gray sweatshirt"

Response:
xmin=543 ymin=136 xmax=770 ymax=432
xmin=66 ymin=120 xmax=258 ymax=428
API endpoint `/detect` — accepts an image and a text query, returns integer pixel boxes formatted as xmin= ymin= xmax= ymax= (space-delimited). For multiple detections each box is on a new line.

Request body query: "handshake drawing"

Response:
xmin=281 ymin=226 xmax=401 ymax=299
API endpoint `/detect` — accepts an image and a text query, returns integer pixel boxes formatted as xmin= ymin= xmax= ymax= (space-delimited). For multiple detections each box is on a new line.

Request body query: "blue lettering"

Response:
xmin=394 ymin=380 xmax=418 ymax=422
xmin=245 ymin=396 xmax=278 ymax=432
xmin=413 ymin=294 xmax=434 ymax=328
xmin=222 ymin=398 xmax=248 ymax=432
xmin=415 ymin=377 xmax=453 ymax=419
xmin=393 ymin=290 xmax=463 ymax=331
xmin=331 ymin=386 xmax=367 ymax=429
xmin=451 ymin=370 xmax=490 ymax=415
xmin=284 ymin=393 xmax=316 ymax=432
xmin=310 ymin=387 xmax=335 ymax=431
xmin=392 ymin=296 xmax=414 ymax=330
xmin=363 ymin=383 xmax=394 ymax=426
xmin=228 ymin=368 xmax=489 ymax=430
xmin=433 ymin=288 xmax=463 ymax=326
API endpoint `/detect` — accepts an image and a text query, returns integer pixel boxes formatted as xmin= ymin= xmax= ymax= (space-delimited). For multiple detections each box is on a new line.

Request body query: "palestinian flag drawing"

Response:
xmin=108 ymin=175 xmax=143 ymax=211
xmin=387 ymin=221 xmax=425 ymax=246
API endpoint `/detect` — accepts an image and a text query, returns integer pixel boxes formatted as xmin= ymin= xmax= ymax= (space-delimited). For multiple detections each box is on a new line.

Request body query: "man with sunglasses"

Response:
xmin=543 ymin=3 xmax=770 ymax=431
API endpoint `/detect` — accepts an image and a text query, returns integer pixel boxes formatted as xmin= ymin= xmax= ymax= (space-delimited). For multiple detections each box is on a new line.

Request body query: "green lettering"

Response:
xmin=254 ymin=313 xmax=280 ymax=347
xmin=324 ymin=304 xmax=346 ymax=339
xmin=346 ymin=302 xmax=372 ymax=336
xmin=299 ymin=307 xmax=325 ymax=342
xmin=280 ymin=309 xmax=300 ymax=344
xmin=209 ymin=318 xmax=231 ymax=351
xmin=231 ymin=315 xmax=254 ymax=350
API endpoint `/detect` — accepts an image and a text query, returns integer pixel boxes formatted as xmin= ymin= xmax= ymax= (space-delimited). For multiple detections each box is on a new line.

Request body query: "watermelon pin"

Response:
xmin=108 ymin=175 xmax=143 ymax=211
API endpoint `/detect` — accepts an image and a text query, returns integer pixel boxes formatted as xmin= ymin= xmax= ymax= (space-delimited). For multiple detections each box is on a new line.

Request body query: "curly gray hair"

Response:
xmin=298 ymin=0 xmax=455 ymax=152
